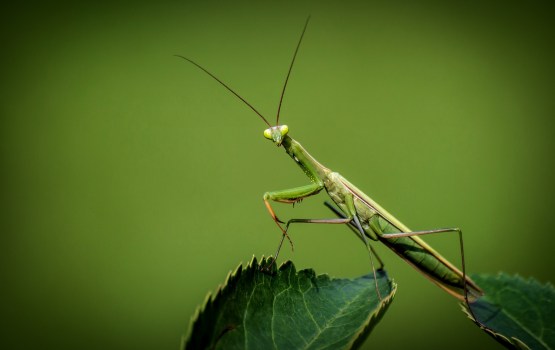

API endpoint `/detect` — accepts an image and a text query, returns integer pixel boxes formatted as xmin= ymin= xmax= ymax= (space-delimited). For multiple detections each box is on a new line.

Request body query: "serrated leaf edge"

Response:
xmin=461 ymin=272 xmax=555 ymax=350
xmin=460 ymin=305 xmax=530 ymax=350
xmin=349 ymin=279 xmax=397 ymax=350
xmin=181 ymin=255 xmax=279 ymax=347
xmin=183 ymin=256 xmax=395 ymax=349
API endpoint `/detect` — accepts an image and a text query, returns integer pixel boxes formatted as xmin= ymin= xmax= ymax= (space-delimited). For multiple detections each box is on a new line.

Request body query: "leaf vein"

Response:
xmin=243 ymin=280 xmax=262 ymax=350
xmin=498 ymin=288 xmax=550 ymax=349
xmin=301 ymin=283 xmax=321 ymax=333
xmin=304 ymin=285 xmax=370 ymax=349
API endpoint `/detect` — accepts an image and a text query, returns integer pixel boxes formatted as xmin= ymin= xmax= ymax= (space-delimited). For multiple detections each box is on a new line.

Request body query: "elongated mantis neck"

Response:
xmin=281 ymin=135 xmax=331 ymax=183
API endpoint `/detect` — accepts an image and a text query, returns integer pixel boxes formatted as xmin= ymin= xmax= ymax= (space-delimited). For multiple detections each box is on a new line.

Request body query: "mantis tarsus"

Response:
xmin=177 ymin=16 xmax=484 ymax=321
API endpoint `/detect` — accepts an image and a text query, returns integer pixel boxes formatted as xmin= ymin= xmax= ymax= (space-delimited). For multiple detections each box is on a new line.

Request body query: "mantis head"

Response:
xmin=263 ymin=125 xmax=289 ymax=146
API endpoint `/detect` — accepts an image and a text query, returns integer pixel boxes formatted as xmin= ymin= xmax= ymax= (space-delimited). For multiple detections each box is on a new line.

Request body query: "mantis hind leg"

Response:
xmin=379 ymin=227 xmax=484 ymax=328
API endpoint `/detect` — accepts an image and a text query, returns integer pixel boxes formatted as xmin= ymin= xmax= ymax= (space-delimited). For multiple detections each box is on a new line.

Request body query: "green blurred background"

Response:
xmin=2 ymin=1 xmax=554 ymax=349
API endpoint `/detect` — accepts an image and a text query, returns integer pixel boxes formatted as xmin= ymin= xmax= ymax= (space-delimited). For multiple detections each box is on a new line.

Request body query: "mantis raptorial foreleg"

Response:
xmin=262 ymin=182 xmax=324 ymax=251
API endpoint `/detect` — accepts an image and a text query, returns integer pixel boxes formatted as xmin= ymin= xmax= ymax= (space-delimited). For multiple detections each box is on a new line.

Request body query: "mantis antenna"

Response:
xmin=174 ymin=54 xmax=271 ymax=127
xmin=276 ymin=15 xmax=311 ymax=125
xmin=176 ymin=16 xmax=311 ymax=128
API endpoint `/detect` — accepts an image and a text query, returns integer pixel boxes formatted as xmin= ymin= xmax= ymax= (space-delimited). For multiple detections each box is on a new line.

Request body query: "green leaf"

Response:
xmin=183 ymin=256 xmax=396 ymax=350
xmin=463 ymin=273 xmax=555 ymax=349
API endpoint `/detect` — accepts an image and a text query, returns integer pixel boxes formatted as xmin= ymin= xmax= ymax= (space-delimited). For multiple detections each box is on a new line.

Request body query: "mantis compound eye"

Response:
xmin=279 ymin=125 xmax=289 ymax=136
xmin=263 ymin=128 xmax=273 ymax=139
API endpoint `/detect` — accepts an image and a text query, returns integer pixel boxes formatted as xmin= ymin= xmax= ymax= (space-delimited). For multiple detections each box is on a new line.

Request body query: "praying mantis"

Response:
xmin=177 ymin=16 xmax=484 ymax=312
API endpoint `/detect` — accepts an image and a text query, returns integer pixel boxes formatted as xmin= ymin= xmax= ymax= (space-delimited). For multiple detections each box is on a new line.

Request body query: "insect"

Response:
xmin=177 ymin=17 xmax=483 ymax=312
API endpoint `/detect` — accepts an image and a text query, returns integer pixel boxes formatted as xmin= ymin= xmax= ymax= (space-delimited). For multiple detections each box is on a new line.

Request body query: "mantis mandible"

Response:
xmin=177 ymin=17 xmax=484 ymax=312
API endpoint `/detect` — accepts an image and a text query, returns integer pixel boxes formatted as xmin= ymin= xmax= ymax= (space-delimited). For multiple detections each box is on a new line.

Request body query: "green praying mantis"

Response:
xmin=177 ymin=17 xmax=484 ymax=317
